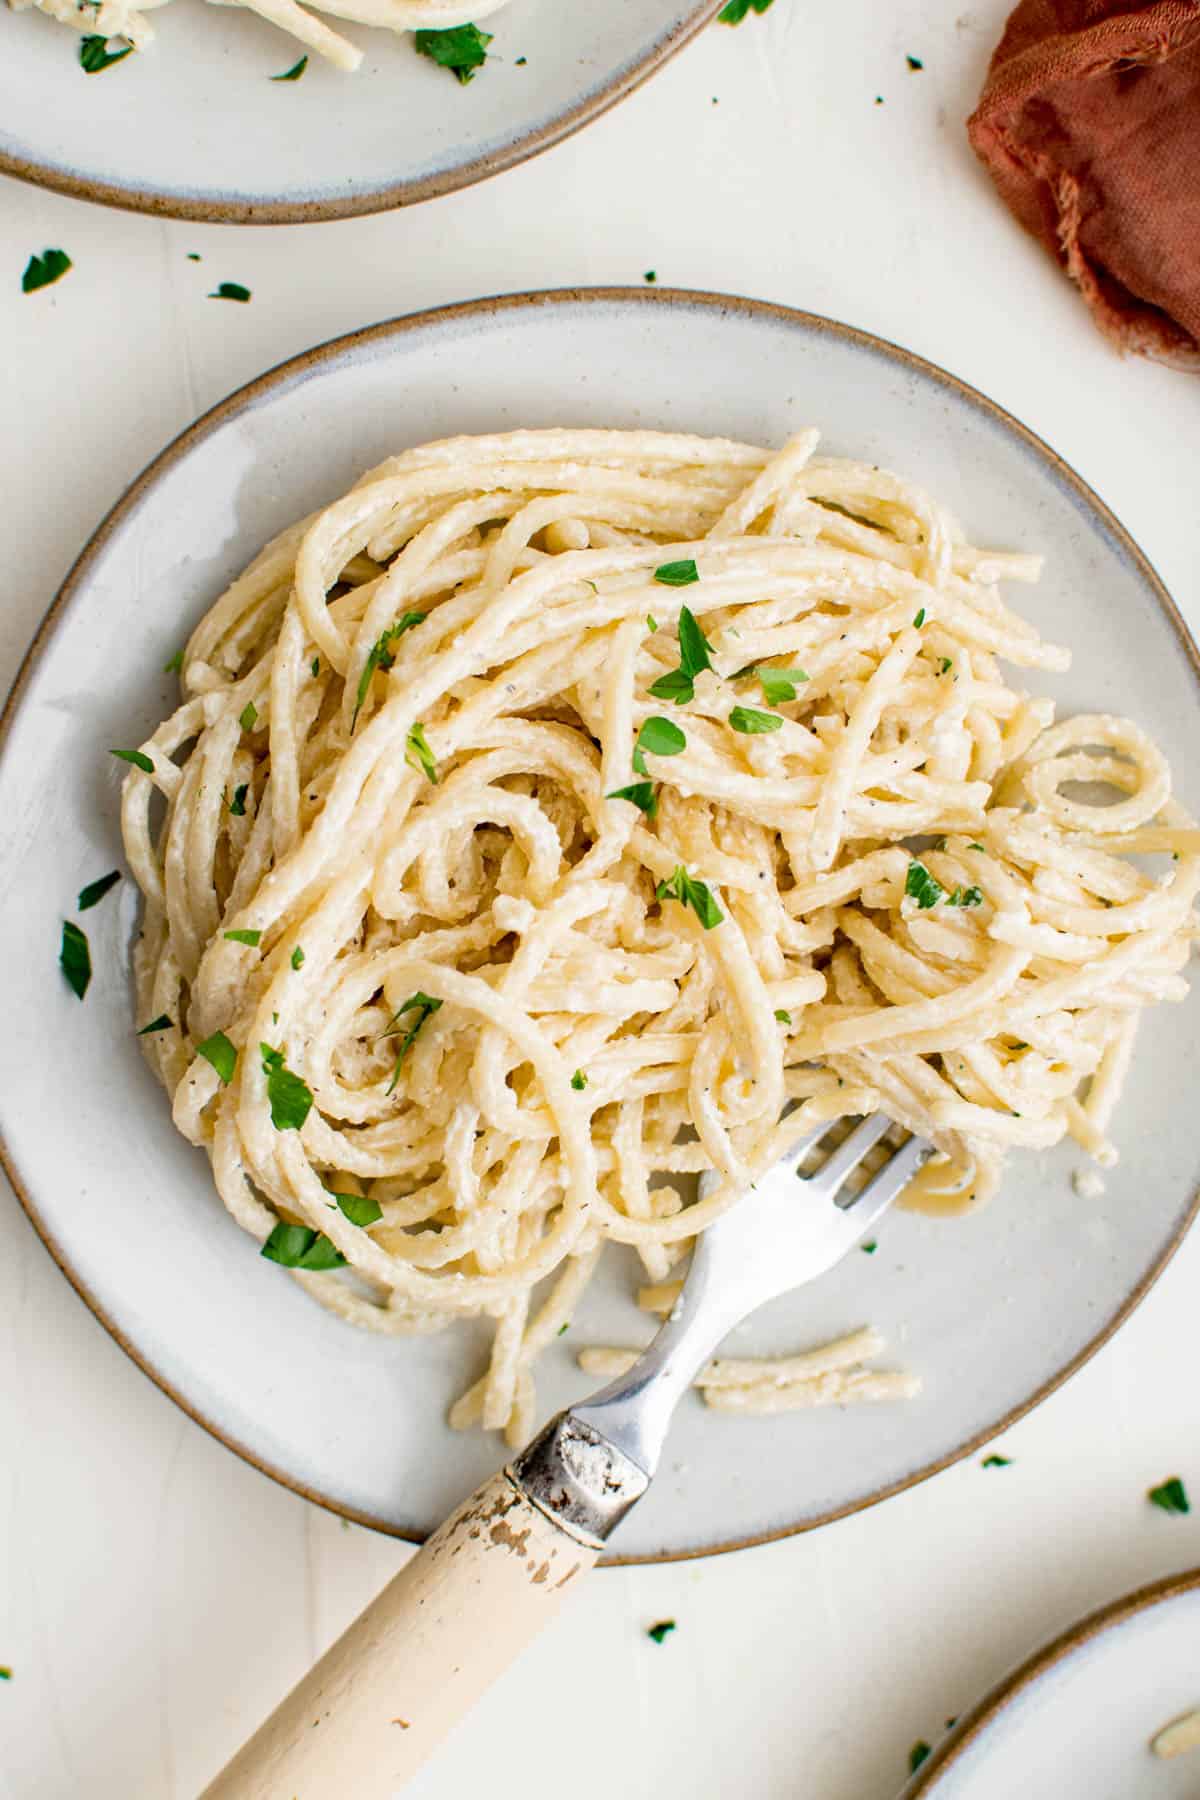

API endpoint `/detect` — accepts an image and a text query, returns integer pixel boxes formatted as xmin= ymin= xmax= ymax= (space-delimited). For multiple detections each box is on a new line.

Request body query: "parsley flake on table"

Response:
xmin=755 ymin=665 xmax=807 ymax=704
xmin=111 ymin=747 xmax=153 ymax=773
xmin=1148 ymin=1476 xmax=1190 ymax=1515
xmin=656 ymin=866 xmax=724 ymax=930
xmin=137 ymin=1015 xmax=173 ymax=1036
xmin=261 ymin=1222 xmax=344 ymax=1269
xmin=414 ymin=23 xmax=492 ymax=83
xmin=353 ymin=612 xmax=426 ymax=727
xmin=905 ymin=860 xmax=944 ymax=909
xmin=223 ymin=928 xmax=262 ymax=947
xmin=861 ymin=1239 xmax=877 ymax=1254
xmin=196 ymin=1031 xmax=236 ymax=1084
xmin=260 ymin=1044 xmax=314 ymax=1131
xmin=647 ymin=1619 xmax=676 ymax=1643
xmin=77 ymin=870 xmax=121 ymax=911
xmin=644 ymin=270 xmax=657 ymax=284
xmin=907 ymin=54 xmax=924 ymax=70
xmin=406 ymin=723 xmax=438 ymax=784
xmin=0 ymin=1666 xmax=10 ymax=1680
xmin=382 ymin=992 xmax=442 ymax=1094
xmin=653 ymin=558 xmax=699 ymax=587
xmin=730 ymin=704 xmax=783 ymax=735
xmin=909 ymin=1741 xmax=932 ymax=1774
xmin=571 ymin=1070 xmax=587 ymax=1091
xmin=164 ymin=648 xmax=184 ymax=674
xmin=271 ymin=54 xmax=308 ymax=79
xmin=60 ymin=921 xmax=91 ymax=1000
xmin=982 ymin=1454 xmax=1012 ymax=1468
xmin=22 ymin=249 xmax=72 ymax=295
xmin=79 ymin=33 xmax=133 ymax=72
xmin=718 ymin=0 xmax=773 ymax=20
xmin=209 ymin=282 xmax=251 ymax=303
xmin=329 ymin=1192 xmax=383 ymax=1226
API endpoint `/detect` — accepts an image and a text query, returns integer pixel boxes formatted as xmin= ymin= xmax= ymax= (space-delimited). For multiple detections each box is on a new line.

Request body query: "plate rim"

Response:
xmin=902 ymin=1564 xmax=1200 ymax=1794
xmin=0 ymin=1 xmax=722 ymax=225
xmin=3 ymin=285 xmax=1198 ymax=1564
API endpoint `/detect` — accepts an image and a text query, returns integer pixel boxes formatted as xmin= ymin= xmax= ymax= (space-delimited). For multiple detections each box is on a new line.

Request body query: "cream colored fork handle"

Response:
xmin=200 ymin=1471 xmax=597 ymax=1800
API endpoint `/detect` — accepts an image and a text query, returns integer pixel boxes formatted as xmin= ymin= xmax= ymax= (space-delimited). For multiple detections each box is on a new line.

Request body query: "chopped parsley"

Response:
xmin=414 ymin=23 xmax=492 ymax=82
xmin=111 ymin=748 xmax=153 ymax=773
xmin=164 ymin=648 xmax=184 ymax=674
xmin=271 ymin=54 xmax=308 ymax=79
xmin=187 ymin=253 xmax=201 ymax=262
xmin=353 ymin=613 xmax=426 ymax=727
xmin=570 ymin=1070 xmax=587 ymax=1091
xmin=210 ymin=282 xmax=251 ymax=303
xmin=632 ymin=714 xmax=686 ymax=774
xmin=405 ymin=723 xmax=438 ymax=784
xmin=861 ymin=1239 xmax=877 ymax=1254
xmin=649 ymin=604 xmax=715 ymax=704
xmin=905 ymin=860 xmax=944 ymax=909
xmin=260 ymin=1043 xmax=314 ymax=1131
xmin=755 ymin=666 xmax=807 ymax=704
xmin=646 ymin=615 xmax=658 ymax=633
xmin=906 ymin=53 xmax=924 ymax=69
xmin=644 ymin=270 xmax=657 ymax=284
xmin=239 ymin=701 xmax=258 ymax=732
xmin=774 ymin=1008 xmax=791 ymax=1024
xmin=646 ymin=1619 xmax=676 ymax=1643
xmin=946 ymin=885 xmax=983 ymax=908
xmin=261 ymin=1222 xmax=344 ymax=1269
xmin=968 ymin=842 xmax=986 ymax=853
xmin=1148 ymin=1476 xmax=1190 ymax=1515
xmin=982 ymin=1454 xmax=1011 ymax=1468
xmin=938 ymin=656 xmax=953 ymax=675
xmin=382 ymin=992 xmax=443 ymax=1094
xmin=330 ymin=1192 xmax=383 ymax=1227
xmin=0 ymin=1667 xmax=9 ymax=1679
xmin=223 ymin=928 xmax=262 ymax=947
xmin=656 ymin=866 xmax=723 ymax=930
xmin=59 ymin=921 xmax=91 ymax=1000
xmin=311 ymin=657 xmax=320 ymax=677
xmin=137 ymin=1015 xmax=173 ymax=1036
xmin=909 ymin=1741 xmax=932 ymax=1774
xmin=22 ymin=249 xmax=72 ymax=294
xmin=557 ymin=1320 xmax=569 ymax=1334
xmin=78 ymin=870 xmax=120 ymax=911
xmin=606 ymin=781 xmax=658 ymax=817
xmin=79 ymin=34 xmax=132 ymax=72
xmin=718 ymin=0 xmax=773 ymax=19
xmin=653 ymin=559 xmax=699 ymax=587
xmin=291 ymin=945 xmax=305 ymax=971
xmin=196 ymin=1031 xmax=236 ymax=1084
xmin=913 ymin=608 xmax=926 ymax=628
xmin=730 ymin=704 xmax=782 ymax=735
xmin=228 ymin=784 xmax=248 ymax=816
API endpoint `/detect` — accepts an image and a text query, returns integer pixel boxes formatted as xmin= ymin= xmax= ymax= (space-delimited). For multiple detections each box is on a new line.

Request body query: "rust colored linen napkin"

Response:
xmin=968 ymin=0 xmax=1200 ymax=368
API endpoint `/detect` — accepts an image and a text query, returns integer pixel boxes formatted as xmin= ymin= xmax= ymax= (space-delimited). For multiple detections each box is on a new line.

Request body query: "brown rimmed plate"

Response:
xmin=1 ymin=288 xmax=1197 ymax=1562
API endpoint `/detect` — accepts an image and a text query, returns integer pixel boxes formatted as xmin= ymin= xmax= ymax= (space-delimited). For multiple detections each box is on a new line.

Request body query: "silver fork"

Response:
xmin=204 ymin=1115 xmax=932 ymax=1800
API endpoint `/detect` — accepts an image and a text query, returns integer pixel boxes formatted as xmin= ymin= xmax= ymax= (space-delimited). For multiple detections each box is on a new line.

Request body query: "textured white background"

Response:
xmin=3 ymin=3 xmax=1200 ymax=1796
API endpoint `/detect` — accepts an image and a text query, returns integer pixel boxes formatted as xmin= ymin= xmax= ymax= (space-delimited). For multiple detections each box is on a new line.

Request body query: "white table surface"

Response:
xmin=3 ymin=3 xmax=1200 ymax=1796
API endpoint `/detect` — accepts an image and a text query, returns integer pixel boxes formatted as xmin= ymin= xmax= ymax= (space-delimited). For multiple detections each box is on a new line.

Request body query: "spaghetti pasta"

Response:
xmin=119 ymin=427 xmax=1198 ymax=1446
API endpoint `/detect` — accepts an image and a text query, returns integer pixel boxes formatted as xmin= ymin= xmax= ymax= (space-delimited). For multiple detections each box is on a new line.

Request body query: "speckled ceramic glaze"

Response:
xmin=0 ymin=0 xmax=719 ymax=222
xmin=902 ymin=1570 xmax=1200 ymax=1797
xmin=1 ymin=290 xmax=1197 ymax=1561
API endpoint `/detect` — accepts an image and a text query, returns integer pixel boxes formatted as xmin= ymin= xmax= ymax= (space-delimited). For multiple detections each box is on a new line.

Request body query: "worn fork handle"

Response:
xmin=199 ymin=1417 xmax=648 ymax=1799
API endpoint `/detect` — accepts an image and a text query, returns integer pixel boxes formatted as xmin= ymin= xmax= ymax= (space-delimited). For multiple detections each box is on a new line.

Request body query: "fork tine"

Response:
xmin=809 ymin=1112 xmax=894 ymax=1201
xmin=837 ymin=1129 xmax=932 ymax=1225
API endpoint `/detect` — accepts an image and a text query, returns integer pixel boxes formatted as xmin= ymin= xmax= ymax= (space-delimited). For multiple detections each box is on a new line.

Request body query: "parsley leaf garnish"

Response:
xmin=647 ymin=1619 xmax=676 ymax=1643
xmin=718 ymin=0 xmax=773 ymax=20
xmin=22 ymin=249 xmax=72 ymax=294
xmin=905 ymin=860 xmax=944 ymax=909
xmin=646 ymin=667 xmax=696 ymax=705
xmin=982 ymin=1454 xmax=1011 ymax=1468
xmin=260 ymin=1044 xmax=314 ymax=1131
xmin=755 ymin=666 xmax=807 ymax=704
xmin=656 ymin=866 xmax=724 ymax=930
xmin=196 ymin=1031 xmax=237 ymax=1084
xmin=570 ymin=1070 xmax=587 ymax=1091
xmin=1148 ymin=1476 xmax=1190 ymax=1515
xmin=60 ymin=921 xmax=91 ymax=1000
xmin=239 ymin=701 xmax=258 ymax=732
xmin=79 ymin=34 xmax=132 ymax=72
xmin=329 ymin=1192 xmax=382 ymax=1227
xmin=223 ymin=928 xmax=262 ymax=947
xmin=261 ymin=1222 xmax=344 ymax=1269
xmin=382 ymin=992 xmax=443 ymax=1094
xmin=653 ymin=559 xmax=698 ymax=587
xmin=648 ymin=605 xmax=714 ymax=704
xmin=774 ymin=1008 xmax=791 ymax=1024
xmin=730 ymin=705 xmax=782 ymax=735
xmin=606 ymin=781 xmax=658 ymax=817
xmin=291 ymin=945 xmax=305 ymax=971
xmin=939 ymin=656 xmax=953 ymax=675
xmin=271 ymin=54 xmax=308 ymax=79
xmin=229 ymin=784 xmax=248 ymax=816
xmin=632 ymin=714 xmax=686 ymax=774
xmin=111 ymin=748 xmax=153 ymax=773
xmin=913 ymin=608 xmax=926 ymax=628
xmin=78 ymin=870 xmax=120 ymax=911
xmin=946 ymin=885 xmax=983 ymax=908
xmin=414 ymin=23 xmax=492 ymax=82
xmin=405 ymin=723 xmax=438 ymax=784
xmin=646 ymin=614 xmax=658 ymax=632
xmin=353 ymin=612 xmax=426 ymax=727
xmin=137 ymin=1015 xmax=172 ymax=1035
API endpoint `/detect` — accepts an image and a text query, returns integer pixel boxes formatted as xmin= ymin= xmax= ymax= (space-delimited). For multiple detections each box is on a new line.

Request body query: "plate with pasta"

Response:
xmin=1 ymin=288 xmax=1198 ymax=1562
xmin=0 ymin=0 xmax=719 ymax=222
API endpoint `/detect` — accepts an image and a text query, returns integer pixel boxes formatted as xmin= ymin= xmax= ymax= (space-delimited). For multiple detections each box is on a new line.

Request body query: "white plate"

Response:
xmin=0 ymin=0 xmax=716 ymax=223
xmin=902 ymin=1570 xmax=1200 ymax=1797
xmin=1 ymin=289 xmax=1198 ymax=1563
